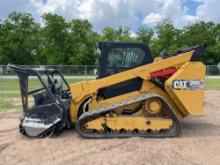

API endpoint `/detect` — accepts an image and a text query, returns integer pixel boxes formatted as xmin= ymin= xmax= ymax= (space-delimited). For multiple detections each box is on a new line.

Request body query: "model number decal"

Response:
xmin=172 ymin=80 xmax=204 ymax=90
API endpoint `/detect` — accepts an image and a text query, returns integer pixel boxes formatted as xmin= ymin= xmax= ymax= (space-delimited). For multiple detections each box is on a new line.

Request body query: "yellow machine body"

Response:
xmin=65 ymin=47 xmax=206 ymax=138
xmin=70 ymin=51 xmax=205 ymax=122
xmin=9 ymin=42 xmax=206 ymax=138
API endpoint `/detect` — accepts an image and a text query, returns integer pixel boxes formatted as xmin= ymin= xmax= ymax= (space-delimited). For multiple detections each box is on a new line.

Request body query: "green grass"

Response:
xmin=0 ymin=78 xmax=86 ymax=91
xmin=0 ymin=79 xmax=41 ymax=91
xmin=0 ymin=92 xmax=20 ymax=98
xmin=0 ymin=101 xmax=16 ymax=110
xmin=1 ymin=78 xmax=219 ymax=92
xmin=0 ymin=93 xmax=21 ymax=111
xmin=0 ymin=78 xmax=88 ymax=111
xmin=205 ymin=78 xmax=220 ymax=89
xmin=0 ymin=78 xmax=219 ymax=111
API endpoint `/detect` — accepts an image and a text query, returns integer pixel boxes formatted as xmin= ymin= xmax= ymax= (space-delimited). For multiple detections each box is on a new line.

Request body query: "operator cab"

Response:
xmin=97 ymin=42 xmax=154 ymax=99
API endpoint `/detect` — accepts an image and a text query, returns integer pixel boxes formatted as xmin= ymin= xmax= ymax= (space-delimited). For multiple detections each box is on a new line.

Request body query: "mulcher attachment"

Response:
xmin=20 ymin=103 xmax=63 ymax=137
xmin=8 ymin=64 xmax=71 ymax=137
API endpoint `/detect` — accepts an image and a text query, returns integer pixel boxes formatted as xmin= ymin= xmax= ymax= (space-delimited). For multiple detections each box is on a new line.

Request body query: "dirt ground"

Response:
xmin=0 ymin=90 xmax=220 ymax=165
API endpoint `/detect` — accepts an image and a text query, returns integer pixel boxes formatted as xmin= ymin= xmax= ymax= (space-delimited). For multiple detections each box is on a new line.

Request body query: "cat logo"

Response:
xmin=172 ymin=80 xmax=204 ymax=90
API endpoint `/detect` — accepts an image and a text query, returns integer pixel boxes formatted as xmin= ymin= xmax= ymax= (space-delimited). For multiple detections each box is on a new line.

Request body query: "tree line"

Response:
xmin=0 ymin=12 xmax=220 ymax=65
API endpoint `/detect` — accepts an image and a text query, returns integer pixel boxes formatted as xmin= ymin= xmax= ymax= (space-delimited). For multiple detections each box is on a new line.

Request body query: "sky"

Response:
xmin=0 ymin=0 xmax=219 ymax=32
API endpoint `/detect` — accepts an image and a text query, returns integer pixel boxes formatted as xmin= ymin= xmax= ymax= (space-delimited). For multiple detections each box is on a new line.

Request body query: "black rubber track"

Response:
xmin=75 ymin=93 xmax=182 ymax=138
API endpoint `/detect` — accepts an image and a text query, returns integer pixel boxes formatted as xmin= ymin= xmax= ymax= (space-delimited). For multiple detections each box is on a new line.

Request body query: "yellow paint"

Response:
xmin=86 ymin=116 xmax=173 ymax=132
xmin=146 ymin=100 xmax=162 ymax=114
xmin=68 ymin=50 xmax=205 ymax=128
xmin=165 ymin=62 xmax=206 ymax=115
xmin=85 ymin=118 xmax=105 ymax=131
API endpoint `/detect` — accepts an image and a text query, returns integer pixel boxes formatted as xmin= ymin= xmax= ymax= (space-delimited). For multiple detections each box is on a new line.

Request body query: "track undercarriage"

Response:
xmin=76 ymin=93 xmax=182 ymax=138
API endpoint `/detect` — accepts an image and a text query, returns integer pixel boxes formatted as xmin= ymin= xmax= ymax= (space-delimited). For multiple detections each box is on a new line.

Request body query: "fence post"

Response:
xmin=84 ymin=65 xmax=87 ymax=79
xmin=218 ymin=63 xmax=220 ymax=75
xmin=206 ymin=65 xmax=209 ymax=77
xmin=0 ymin=65 xmax=3 ymax=80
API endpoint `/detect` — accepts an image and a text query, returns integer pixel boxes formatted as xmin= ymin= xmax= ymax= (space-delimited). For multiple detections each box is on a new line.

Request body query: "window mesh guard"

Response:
xmin=98 ymin=42 xmax=153 ymax=99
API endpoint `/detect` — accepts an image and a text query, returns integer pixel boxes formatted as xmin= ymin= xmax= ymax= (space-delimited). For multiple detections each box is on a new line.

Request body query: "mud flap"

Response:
xmin=20 ymin=103 xmax=64 ymax=137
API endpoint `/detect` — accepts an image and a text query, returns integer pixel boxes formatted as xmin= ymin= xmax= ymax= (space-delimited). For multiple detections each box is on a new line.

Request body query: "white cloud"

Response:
xmin=141 ymin=0 xmax=199 ymax=28
xmin=1 ymin=0 xmax=220 ymax=31
xmin=31 ymin=0 xmax=159 ymax=31
xmin=0 ymin=0 xmax=40 ymax=21
xmin=196 ymin=0 xmax=220 ymax=22
xmin=142 ymin=13 xmax=164 ymax=26
xmin=130 ymin=31 xmax=137 ymax=37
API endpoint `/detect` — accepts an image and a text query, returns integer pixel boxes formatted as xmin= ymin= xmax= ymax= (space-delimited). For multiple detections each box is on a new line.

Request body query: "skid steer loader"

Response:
xmin=8 ymin=42 xmax=206 ymax=138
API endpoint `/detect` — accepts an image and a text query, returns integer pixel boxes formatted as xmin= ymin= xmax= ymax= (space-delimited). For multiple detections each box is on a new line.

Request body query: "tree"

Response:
xmin=68 ymin=19 xmax=99 ymax=65
xmin=1 ymin=12 xmax=220 ymax=65
xmin=101 ymin=27 xmax=117 ymax=41
xmin=182 ymin=21 xmax=217 ymax=64
xmin=40 ymin=13 xmax=68 ymax=64
xmin=136 ymin=26 xmax=153 ymax=45
xmin=0 ymin=12 xmax=40 ymax=64
xmin=150 ymin=19 xmax=183 ymax=56
xmin=116 ymin=26 xmax=133 ymax=41
xmin=101 ymin=26 xmax=134 ymax=41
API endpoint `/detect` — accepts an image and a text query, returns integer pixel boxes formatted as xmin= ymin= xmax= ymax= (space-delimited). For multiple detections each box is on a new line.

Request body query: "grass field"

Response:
xmin=0 ymin=78 xmax=220 ymax=111
xmin=205 ymin=78 xmax=220 ymax=89
xmin=1 ymin=78 xmax=220 ymax=91
xmin=0 ymin=78 xmax=86 ymax=91
xmin=0 ymin=78 xmax=86 ymax=110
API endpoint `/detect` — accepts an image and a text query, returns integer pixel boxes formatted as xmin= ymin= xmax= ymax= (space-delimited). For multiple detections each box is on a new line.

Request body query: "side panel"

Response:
xmin=165 ymin=62 xmax=206 ymax=116
xmin=69 ymin=51 xmax=193 ymax=122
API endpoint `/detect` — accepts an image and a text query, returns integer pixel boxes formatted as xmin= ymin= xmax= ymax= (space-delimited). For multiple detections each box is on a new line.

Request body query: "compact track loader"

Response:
xmin=8 ymin=42 xmax=206 ymax=138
